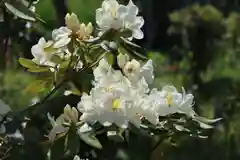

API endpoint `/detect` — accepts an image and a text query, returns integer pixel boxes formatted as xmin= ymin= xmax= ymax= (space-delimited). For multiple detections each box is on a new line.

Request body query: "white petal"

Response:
xmin=78 ymin=123 xmax=92 ymax=133
xmin=73 ymin=155 xmax=80 ymax=160
xmin=31 ymin=44 xmax=43 ymax=58
xmin=38 ymin=37 xmax=46 ymax=46
xmin=102 ymin=0 xmax=119 ymax=11
xmin=117 ymin=5 xmax=127 ymax=18
xmin=131 ymin=16 xmax=144 ymax=29
xmin=49 ymin=125 xmax=67 ymax=141
xmin=132 ymin=29 xmax=144 ymax=39
xmin=53 ymin=37 xmax=71 ymax=48
xmin=140 ymin=59 xmax=154 ymax=84
xmin=127 ymin=0 xmax=139 ymax=15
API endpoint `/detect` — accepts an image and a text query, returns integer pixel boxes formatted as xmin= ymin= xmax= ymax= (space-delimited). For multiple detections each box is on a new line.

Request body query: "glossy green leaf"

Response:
xmin=120 ymin=37 xmax=141 ymax=49
xmin=24 ymin=80 xmax=48 ymax=94
xmin=51 ymin=55 xmax=63 ymax=64
xmin=4 ymin=2 xmax=36 ymax=21
xmin=65 ymin=129 xmax=80 ymax=156
xmin=78 ymin=133 xmax=102 ymax=149
xmin=28 ymin=67 xmax=50 ymax=73
xmin=105 ymin=53 xmax=114 ymax=65
xmin=87 ymin=52 xmax=106 ymax=69
xmin=50 ymin=137 xmax=65 ymax=160
xmin=19 ymin=58 xmax=37 ymax=69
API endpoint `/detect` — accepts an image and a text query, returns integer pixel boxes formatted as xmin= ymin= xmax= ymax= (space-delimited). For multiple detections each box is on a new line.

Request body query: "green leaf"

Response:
xmin=51 ymin=55 xmax=62 ymax=64
xmin=60 ymin=60 xmax=71 ymax=69
xmin=24 ymin=80 xmax=48 ymax=94
xmin=65 ymin=129 xmax=79 ymax=156
xmin=27 ymin=67 xmax=50 ymax=73
xmin=87 ymin=52 xmax=106 ymax=69
xmin=119 ymin=39 xmax=148 ymax=61
xmin=19 ymin=58 xmax=37 ymax=69
xmin=194 ymin=116 xmax=222 ymax=124
xmin=4 ymin=2 xmax=36 ymax=21
xmin=120 ymin=37 xmax=141 ymax=49
xmin=78 ymin=133 xmax=102 ymax=149
xmin=106 ymin=53 xmax=114 ymax=65
xmin=50 ymin=137 xmax=65 ymax=160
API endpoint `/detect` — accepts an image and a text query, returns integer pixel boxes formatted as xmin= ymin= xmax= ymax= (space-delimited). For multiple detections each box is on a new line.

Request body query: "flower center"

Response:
xmin=167 ymin=93 xmax=172 ymax=106
xmin=112 ymin=99 xmax=121 ymax=111
xmin=111 ymin=8 xmax=117 ymax=19
xmin=127 ymin=67 xmax=134 ymax=73
xmin=104 ymin=86 xmax=112 ymax=92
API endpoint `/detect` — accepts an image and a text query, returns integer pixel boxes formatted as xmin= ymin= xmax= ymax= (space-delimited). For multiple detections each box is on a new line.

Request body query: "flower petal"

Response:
xmin=132 ymin=28 xmax=144 ymax=39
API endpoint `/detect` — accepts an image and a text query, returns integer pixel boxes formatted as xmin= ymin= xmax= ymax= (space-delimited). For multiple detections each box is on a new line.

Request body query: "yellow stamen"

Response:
xmin=104 ymin=87 xmax=112 ymax=92
xmin=111 ymin=8 xmax=117 ymax=18
xmin=112 ymin=99 xmax=121 ymax=110
xmin=167 ymin=93 xmax=172 ymax=106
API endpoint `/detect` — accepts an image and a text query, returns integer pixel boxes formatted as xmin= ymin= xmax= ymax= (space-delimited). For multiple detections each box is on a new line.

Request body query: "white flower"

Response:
xmin=138 ymin=98 xmax=159 ymax=125
xmin=53 ymin=13 xmax=93 ymax=48
xmin=123 ymin=59 xmax=154 ymax=84
xmin=123 ymin=0 xmax=144 ymax=39
xmin=96 ymin=0 xmax=144 ymax=39
xmin=96 ymin=0 xmax=125 ymax=31
xmin=147 ymin=88 xmax=178 ymax=116
xmin=123 ymin=59 xmax=141 ymax=81
xmin=31 ymin=37 xmax=58 ymax=67
xmin=148 ymin=86 xmax=195 ymax=117
xmin=52 ymin=27 xmax=72 ymax=48
xmin=78 ymin=66 xmax=146 ymax=129
xmin=177 ymin=87 xmax=195 ymax=117
xmin=78 ymin=91 xmax=128 ymax=129
xmin=93 ymin=58 xmax=111 ymax=82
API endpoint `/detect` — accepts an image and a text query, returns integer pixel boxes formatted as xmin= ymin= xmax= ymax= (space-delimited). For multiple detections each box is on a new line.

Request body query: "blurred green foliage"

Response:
xmin=35 ymin=0 xmax=101 ymax=28
xmin=0 ymin=70 xmax=36 ymax=110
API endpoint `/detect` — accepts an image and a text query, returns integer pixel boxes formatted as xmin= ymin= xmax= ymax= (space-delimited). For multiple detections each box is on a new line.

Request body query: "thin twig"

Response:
xmin=151 ymin=134 xmax=171 ymax=153
xmin=17 ymin=78 xmax=68 ymax=116
xmin=40 ymin=79 xmax=67 ymax=104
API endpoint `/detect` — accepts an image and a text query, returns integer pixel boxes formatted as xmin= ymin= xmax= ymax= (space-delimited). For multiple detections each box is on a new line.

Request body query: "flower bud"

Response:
xmin=86 ymin=22 xmax=93 ymax=35
xmin=71 ymin=107 xmax=79 ymax=123
xmin=65 ymin=13 xmax=80 ymax=32
xmin=117 ymin=53 xmax=129 ymax=68
xmin=123 ymin=59 xmax=140 ymax=76
xmin=63 ymin=104 xmax=72 ymax=122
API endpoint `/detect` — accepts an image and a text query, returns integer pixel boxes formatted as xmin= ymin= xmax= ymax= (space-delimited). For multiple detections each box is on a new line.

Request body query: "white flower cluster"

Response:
xmin=30 ymin=0 xmax=144 ymax=70
xmin=31 ymin=12 xmax=91 ymax=70
xmin=96 ymin=0 xmax=144 ymax=39
xmin=33 ymin=0 xmax=219 ymax=140
xmin=77 ymin=56 xmax=196 ymax=129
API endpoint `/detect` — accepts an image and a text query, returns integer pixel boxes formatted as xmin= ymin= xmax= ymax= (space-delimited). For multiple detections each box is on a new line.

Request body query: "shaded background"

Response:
xmin=1 ymin=0 xmax=240 ymax=159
